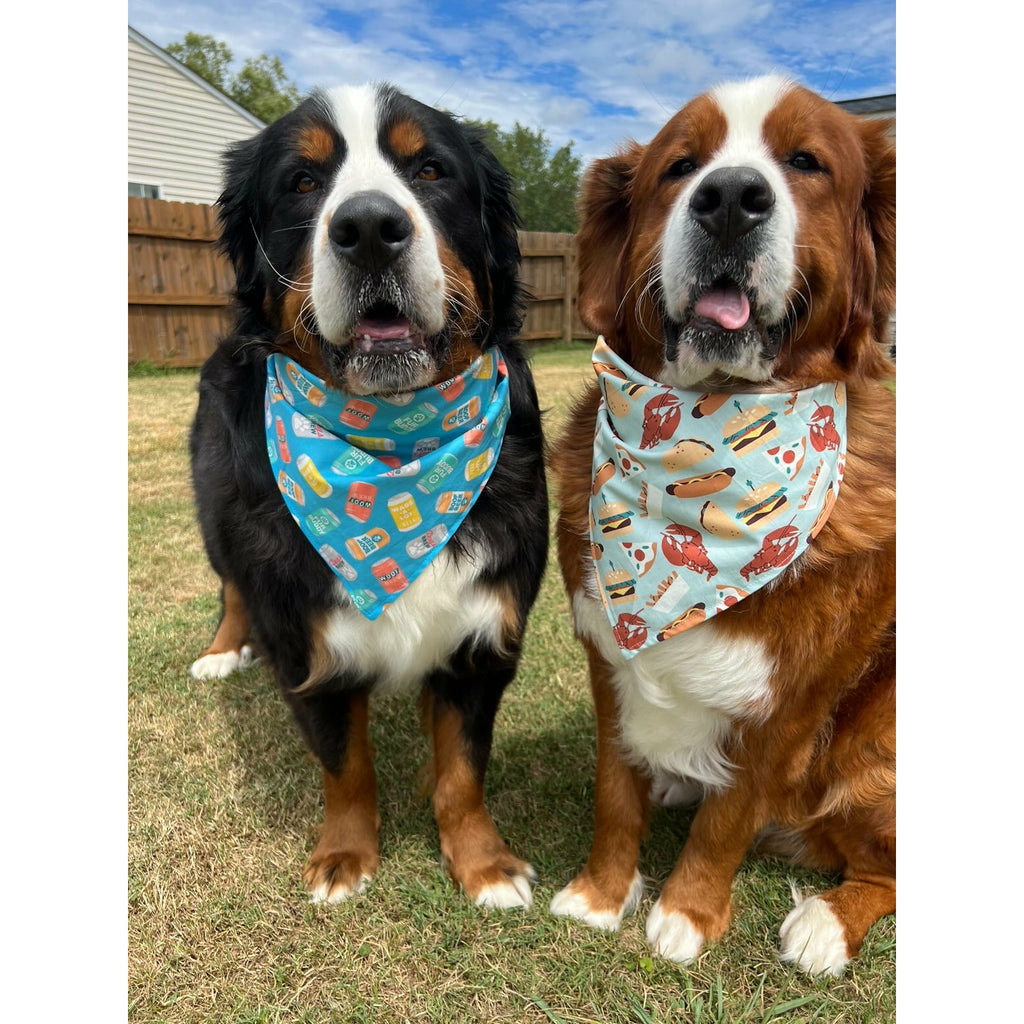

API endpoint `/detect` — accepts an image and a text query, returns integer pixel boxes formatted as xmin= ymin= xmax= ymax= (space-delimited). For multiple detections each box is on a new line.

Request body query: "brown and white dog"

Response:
xmin=550 ymin=76 xmax=895 ymax=976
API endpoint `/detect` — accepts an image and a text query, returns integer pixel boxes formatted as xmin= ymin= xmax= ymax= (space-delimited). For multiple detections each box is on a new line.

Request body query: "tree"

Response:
xmin=165 ymin=33 xmax=233 ymax=93
xmin=231 ymin=55 xmax=301 ymax=124
xmin=165 ymin=32 xmax=300 ymax=123
xmin=469 ymin=120 xmax=582 ymax=233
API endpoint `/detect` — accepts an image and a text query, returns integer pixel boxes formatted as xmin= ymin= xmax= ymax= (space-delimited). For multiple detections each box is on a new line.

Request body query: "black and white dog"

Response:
xmin=189 ymin=84 xmax=548 ymax=908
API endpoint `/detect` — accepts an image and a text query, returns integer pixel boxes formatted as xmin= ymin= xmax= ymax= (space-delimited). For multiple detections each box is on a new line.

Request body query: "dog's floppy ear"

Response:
xmin=467 ymin=132 xmax=526 ymax=346
xmin=576 ymin=143 xmax=643 ymax=339
xmin=217 ymin=131 xmax=267 ymax=313
xmin=845 ymin=118 xmax=895 ymax=373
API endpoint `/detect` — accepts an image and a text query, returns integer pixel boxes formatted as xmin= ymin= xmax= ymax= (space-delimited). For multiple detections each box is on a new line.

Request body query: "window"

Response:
xmin=128 ymin=181 xmax=162 ymax=199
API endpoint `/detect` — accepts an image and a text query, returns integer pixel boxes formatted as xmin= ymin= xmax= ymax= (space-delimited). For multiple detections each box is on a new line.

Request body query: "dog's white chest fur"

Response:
xmin=320 ymin=545 xmax=506 ymax=690
xmin=572 ymin=588 xmax=774 ymax=789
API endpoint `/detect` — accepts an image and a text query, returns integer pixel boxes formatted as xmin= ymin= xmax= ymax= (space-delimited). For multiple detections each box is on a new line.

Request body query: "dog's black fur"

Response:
xmin=189 ymin=85 xmax=548 ymax=904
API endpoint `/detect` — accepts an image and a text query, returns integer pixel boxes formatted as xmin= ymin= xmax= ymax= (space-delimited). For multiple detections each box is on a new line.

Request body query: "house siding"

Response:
xmin=128 ymin=32 xmax=264 ymax=204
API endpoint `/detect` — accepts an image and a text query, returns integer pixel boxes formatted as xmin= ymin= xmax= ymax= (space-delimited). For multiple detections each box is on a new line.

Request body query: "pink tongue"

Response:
xmin=356 ymin=316 xmax=412 ymax=340
xmin=694 ymin=286 xmax=750 ymax=330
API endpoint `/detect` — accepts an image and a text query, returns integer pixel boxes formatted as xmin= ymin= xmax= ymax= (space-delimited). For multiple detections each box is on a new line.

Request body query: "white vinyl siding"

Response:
xmin=128 ymin=30 xmax=266 ymax=205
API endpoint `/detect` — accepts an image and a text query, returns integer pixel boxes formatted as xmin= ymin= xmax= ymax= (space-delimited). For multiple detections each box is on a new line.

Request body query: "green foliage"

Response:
xmin=166 ymin=32 xmax=300 ymax=124
xmin=468 ymin=119 xmax=582 ymax=233
xmin=232 ymin=54 xmax=302 ymax=124
xmin=166 ymin=32 xmax=233 ymax=92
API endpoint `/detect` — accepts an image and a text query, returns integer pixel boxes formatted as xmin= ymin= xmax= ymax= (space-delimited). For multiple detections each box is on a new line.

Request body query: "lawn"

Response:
xmin=128 ymin=340 xmax=895 ymax=1023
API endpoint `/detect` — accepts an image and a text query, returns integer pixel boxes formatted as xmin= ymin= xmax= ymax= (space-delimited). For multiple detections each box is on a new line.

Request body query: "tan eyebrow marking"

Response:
xmin=389 ymin=119 xmax=427 ymax=159
xmin=297 ymin=125 xmax=336 ymax=164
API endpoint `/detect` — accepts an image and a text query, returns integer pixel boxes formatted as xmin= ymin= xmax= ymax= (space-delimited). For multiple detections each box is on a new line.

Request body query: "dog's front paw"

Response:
xmin=304 ymin=849 xmax=379 ymax=904
xmin=550 ymin=870 xmax=643 ymax=931
xmin=454 ymin=852 xmax=537 ymax=910
xmin=190 ymin=645 xmax=257 ymax=680
xmin=779 ymin=890 xmax=850 ymax=977
xmin=645 ymin=898 xmax=706 ymax=963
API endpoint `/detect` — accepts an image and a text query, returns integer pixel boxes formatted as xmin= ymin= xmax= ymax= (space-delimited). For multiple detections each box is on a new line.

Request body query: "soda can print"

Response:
xmin=434 ymin=375 xmax=465 ymax=403
xmin=412 ymin=437 xmax=440 ymax=457
xmin=277 ymin=470 xmax=305 ymax=506
xmin=388 ymin=492 xmax=423 ymax=532
xmin=464 ymin=447 xmax=495 ymax=481
xmin=384 ymin=459 xmax=421 ymax=479
xmin=406 ymin=524 xmax=450 ymax=559
xmin=268 ymin=371 xmax=285 ymax=403
xmin=331 ymin=446 xmax=376 ymax=476
xmin=351 ymin=588 xmax=378 ymax=612
xmin=464 ymin=418 xmax=487 ymax=449
xmin=435 ymin=490 xmax=474 ymax=514
xmin=345 ymin=480 xmax=377 ymax=522
xmin=318 ymin=543 xmax=357 ymax=581
xmin=292 ymin=412 xmax=333 ymax=440
xmin=345 ymin=526 xmax=390 ymax=561
xmin=389 ymin=402 xmax=439 ymax=434
xmin=381 ymin=392 xmax=414 ymax=407
xmin=265 ymin=391 xmax=272 ymax=428
xmin=442 ymin=395 xmax=481 ymax=431
xmin=492 ymin=402 xmax=510 ymax=436
xmin=347 ymin=435 xmax=396 ymax=452
xmin=416 ymin=453 xmax=459 ymax=494
xmin=274 ymin=417 xmax=291 ymax=462
xmin=379 ymin=455 xmax=401 ymax=470
xmin=372 ymin=557 xmax=410 ymax=595
xmin=267 ymin=439 xmax=278 ymax=464
xmin=339 ymin=398 xmax=377 ymax=430
xmin=297 ymin=454 xmax=333 ymax=498
xmin=305 ymin=508 xmax=341 ymax=537
xmin=476 ymin=352 xmax=495 ymax=379
xmin=286 ymin=361 xmax=327 ymax=406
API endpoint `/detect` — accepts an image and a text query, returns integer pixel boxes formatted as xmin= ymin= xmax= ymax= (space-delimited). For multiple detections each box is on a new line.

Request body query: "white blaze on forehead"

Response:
xmin=323 ymin=84 xmax=399 ymax=198
xmin=710 ymin=75 xmax=793 ymax=161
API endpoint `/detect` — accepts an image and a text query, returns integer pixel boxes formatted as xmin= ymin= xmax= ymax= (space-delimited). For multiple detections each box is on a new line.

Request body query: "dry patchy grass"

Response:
xmin=128 ymin=342 xmax=894 ymax=1023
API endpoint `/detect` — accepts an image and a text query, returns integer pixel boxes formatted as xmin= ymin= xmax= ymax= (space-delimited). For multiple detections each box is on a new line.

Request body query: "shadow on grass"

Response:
xmin=213 ymin=658 xmax=708 ymax=894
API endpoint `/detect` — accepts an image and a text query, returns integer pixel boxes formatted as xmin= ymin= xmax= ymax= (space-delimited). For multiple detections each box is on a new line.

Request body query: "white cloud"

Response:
xmin=128 ymin=0 xmax=894 ymax=164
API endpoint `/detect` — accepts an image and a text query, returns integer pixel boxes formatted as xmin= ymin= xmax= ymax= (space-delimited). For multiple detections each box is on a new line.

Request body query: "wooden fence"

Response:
xmin=128 ymin=198 xmax=592 ymax=366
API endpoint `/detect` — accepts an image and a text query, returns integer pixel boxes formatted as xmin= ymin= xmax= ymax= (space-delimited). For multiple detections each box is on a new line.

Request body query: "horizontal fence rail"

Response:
xmin=128 ymin=198 xmax=594 ymax=367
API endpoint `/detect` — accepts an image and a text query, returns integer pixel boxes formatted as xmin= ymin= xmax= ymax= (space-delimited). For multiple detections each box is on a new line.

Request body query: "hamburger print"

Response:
xmin=597 ymin=501 xmax=633 ymax=538
xmin=735 ymin=479 xmax=789 ymax=529
xmin=722 ymin=401 xmax=780 ymax=456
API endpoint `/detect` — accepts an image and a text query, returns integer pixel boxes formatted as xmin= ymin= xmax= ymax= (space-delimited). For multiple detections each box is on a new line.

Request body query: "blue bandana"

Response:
xmin=266 ymin=351 xmax=510 ymax=618
xmin=589 ymin=337 xmax=846 ymax=658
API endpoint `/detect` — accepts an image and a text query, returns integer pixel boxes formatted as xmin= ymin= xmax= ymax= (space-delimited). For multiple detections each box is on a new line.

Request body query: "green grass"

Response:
xmin=128 ymin=348 xmax=894 ymax=1023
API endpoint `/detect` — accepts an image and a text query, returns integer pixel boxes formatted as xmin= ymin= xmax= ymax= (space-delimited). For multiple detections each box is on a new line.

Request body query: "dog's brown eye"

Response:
xmin=293 ymin=173 xmax=319 ymax=194
xmin=666 ymin=158 xmax=698 ymax=180
xmin=416 ymin=161 xmax=442 ymax=182
xmin=788 ymin=152 xmax=823 ymax=173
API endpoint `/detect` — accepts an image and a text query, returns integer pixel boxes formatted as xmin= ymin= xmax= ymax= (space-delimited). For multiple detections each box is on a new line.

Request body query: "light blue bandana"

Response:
xmin=589 ymin=337 xmax=846 ymax=658
xmin=266 ymin=350 xmax=510 ymax=618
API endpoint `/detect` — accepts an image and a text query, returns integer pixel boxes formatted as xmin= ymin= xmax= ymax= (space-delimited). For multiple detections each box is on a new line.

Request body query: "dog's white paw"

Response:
xmin=646 ymin=899 xmax=705 ymax=963
xmin=474 ymin=864 xmax=537 ymax=910
xmin=309 ymin=873 xmax=371 ymax=905
xmin=779 ymin=887 xmax=849 ymax=977
xmin=549 ymin=870 xmax=643 ymax=931
xmin=190 ymin=645 xmax=256 ymax=680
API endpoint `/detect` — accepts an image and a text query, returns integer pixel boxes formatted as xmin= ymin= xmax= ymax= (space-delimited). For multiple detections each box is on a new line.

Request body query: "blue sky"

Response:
xmin=127 ymin=0 xmax=893 ymax=163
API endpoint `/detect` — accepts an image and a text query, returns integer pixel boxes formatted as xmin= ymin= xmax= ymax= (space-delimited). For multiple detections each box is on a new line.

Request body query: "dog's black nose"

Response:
xmin=689 ymin=167 xmax=775 ymax=249
xmin=328 ymin=191 xmax=413 ymax=271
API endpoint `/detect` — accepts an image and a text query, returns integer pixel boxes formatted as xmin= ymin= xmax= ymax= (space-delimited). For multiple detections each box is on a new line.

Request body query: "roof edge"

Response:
xmin=129 ymin=24 xmax=267 ymax=130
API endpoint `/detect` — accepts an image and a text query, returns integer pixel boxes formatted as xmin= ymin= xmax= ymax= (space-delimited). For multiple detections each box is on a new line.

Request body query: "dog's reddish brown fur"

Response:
xmin=554 ymin=82 xmax=895 ymax=969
